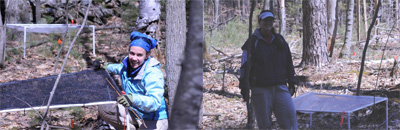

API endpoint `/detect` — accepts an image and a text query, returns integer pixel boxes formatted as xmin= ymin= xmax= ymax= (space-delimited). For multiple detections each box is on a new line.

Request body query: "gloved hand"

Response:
xmin=117 ymin=94 xmax=134 ymax=107
xmin=102 ymin=62 xmax=110 ymax=70
xmin=289 ymin=83 xmax=295 ymax=96
xmin=93 ymin=59 xmax=101 ymax=70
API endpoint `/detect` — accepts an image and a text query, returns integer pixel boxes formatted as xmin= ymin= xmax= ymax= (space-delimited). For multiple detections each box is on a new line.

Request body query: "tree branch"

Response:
xmin=54 ymin=0 xmax=71 ymax=74
xmin=356 ymin=0 xmax=381 ymax=96
xmin=211 ymin=45 xmax=228 ymax=56
xmin=40 ymin=1 xmax=92 ymax=129
xmin=12 ymin=95 xmax=47 ymax=124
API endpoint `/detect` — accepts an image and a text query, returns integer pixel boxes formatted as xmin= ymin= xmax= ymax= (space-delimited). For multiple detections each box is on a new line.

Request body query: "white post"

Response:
xmin=92 ymin=26 xmax=96 ymax=56
xmin=126 ymin=113 xmax=130 ymax=130
xmin=23 ymin=27 xmax=26 ymax=58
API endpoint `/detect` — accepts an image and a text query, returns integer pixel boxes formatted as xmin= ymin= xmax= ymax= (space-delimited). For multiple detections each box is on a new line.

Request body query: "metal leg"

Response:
xmin=348 ymin=112 xmax=351 ymax=130
xmin=92 ymin=26 xmax=96 ymax=57
xmin=23 ymin=27 xmax=26 ymax=58
xmin=310 ymin=113 xmax=313 ymax=128
xmin=386 ymin=99 xmax=388 ymax=130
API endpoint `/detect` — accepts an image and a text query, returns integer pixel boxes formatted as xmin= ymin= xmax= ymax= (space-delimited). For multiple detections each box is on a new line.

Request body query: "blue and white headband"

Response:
xmin=129 ymin=31 xmax=157 ymax=52
xmin=259 ymin=11 xmax=275 ymax=20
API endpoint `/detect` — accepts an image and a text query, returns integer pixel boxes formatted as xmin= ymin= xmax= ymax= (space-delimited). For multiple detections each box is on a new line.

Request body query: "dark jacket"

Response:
xmin=241 ymin=29 xmax=296 ymax=88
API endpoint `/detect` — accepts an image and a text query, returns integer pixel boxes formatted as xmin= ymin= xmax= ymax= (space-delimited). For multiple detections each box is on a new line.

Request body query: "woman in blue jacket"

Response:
xmin=241 ymin=10 xmax=297 ymax=129
xmin=98 ymin=31 xmax=168 ymax=130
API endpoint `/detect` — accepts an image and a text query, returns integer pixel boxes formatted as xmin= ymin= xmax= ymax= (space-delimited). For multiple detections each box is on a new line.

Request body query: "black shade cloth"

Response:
xmin=0 ymin=70 xmax=119 ymax=112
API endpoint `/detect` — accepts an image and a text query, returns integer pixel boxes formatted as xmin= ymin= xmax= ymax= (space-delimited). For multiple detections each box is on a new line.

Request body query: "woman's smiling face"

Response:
xmin=128 ymin=46 xmax=149 ymax=69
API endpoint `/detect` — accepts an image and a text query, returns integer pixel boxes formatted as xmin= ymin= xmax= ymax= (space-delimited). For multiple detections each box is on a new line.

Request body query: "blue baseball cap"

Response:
xmin=259 ymin=11 xmax=275 ymax=20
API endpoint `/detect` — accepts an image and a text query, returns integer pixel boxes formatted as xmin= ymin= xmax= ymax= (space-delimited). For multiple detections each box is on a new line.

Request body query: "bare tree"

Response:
xmin=329 ymin=0 xmax=340 ymax=57
xmin=28 ymin=0 xmax=41 ymax=23
xmin=263 ymin=0 xmax=270 ymax=10
xmin=214 ymin=0 xmax=219 ymax=25
xmin=35 ymin=0 xmax=40 ymax=23
xmin=136 ymin=0 xmax=161 ymax=34
xmin=357 ymin=0 xmax=381 ymax=96
xmin=169 ymin=0 xmax=203 ymax=128
xmin=279 ymin=0 xmax=286 ymax=37
xmin=396 ymin=0 xmax=399 ymax=29
xmin=165 ymin=0 xmax=186 ymax=117
xmin=5 ymin=0 xmax=29 ymax=24
xmin=363 ymin=0 xmax=368 ymax=37
xmin=339 ymin=0 xmax=355 ymax=58
xmin=327 ymin=0 xmax=337 ymax=55
xmin=243 ymin=0 xmax=257 ymax=128
xmin=301 ymin=0 xmax=329 ymax=67
xmin=357 ymin=0 xmax=361 ymax=41
xmin=242 ymin=0 xmax=247 ymax=19
xmin=0 ymin=1 xmax=5 ymax=68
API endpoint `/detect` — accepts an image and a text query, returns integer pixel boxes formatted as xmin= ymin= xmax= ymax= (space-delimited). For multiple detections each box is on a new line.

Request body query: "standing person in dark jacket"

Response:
xmin=240 ymin=10 xmax=297 ymax=129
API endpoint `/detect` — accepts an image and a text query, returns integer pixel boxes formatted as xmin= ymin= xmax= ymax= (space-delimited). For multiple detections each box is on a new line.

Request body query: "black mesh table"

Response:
xmin=293 ymin=92 xmax=388 ymax=130
xmin=0 ymin=70 xmax=119 ymax=113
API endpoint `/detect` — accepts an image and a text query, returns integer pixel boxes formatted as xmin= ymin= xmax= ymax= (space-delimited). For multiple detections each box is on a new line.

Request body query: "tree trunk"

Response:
xmin=301 ymin=0 xmax=329 ymax=67
xmin=244 ymin=0 xmax=257 ymax=129
xmin=327 ymin=0 xmax=336 ymax=54
xmin=238 ymin=0 xmax=241 ymax=17
xmin=339 ymin=0 xmax=354 ymax=59
xmin=295 ymin=0 xmax=300 ymax=37
xmin=329 ymin=0 xmax=340 ymax=57
xmin=396 ymin=0 xmax=399 ymax=29
xmin=136 ymin=0 xmax=161 ymax=32
xmin=28 ymin=0 xmax=41 ymax=24
xmin=363 ymin=0 xmax=368 ymax=37
xmin=375 ymin=0 xmax=380 ymax=35
xmin=5 ymin=0 xmax=30 ymax=24
xmin=214 ymin=0 xmax=219 ymax=25
xmin=356 ymin=0 xmax=381 ymax=96
xmin=279 ymin=0 xmax=286 ymax=37
xmin=35 ymin=0 xmax=40 ymax=23
xmin=242 ymin=0 xmax=245 ymax=18
xmin=0 ymin=3 xmax=5 ymax=68
xmin=169 ymin=0 xmax=203 ymax=128
xmin=270 ymin=0 xmax=274 ymax=13
xmin=263 ymin=0 xmax=270 ymax=10
xmin=357 ymin=0 xmax=360 ymax=41
xmin=165 ymin=0 xmax=186 ymax=118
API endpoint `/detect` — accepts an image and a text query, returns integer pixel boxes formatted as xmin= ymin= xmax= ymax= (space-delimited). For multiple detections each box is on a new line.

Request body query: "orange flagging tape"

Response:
xmin=353 ymin=52 xmax=356 ymax=56
xmin=58 ymin=38 xmax=62 ymax=45
xmin=71 ymin=19 xmax=75 ymax=25
xmin=70 ymin=118 xmax=73 ymax=128
xmin=340 ymin=111 xmax=345 ymax=126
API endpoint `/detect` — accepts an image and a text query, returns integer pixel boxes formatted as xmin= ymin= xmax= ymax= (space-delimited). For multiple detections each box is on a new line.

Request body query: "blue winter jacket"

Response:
xmin=241 ymin=29 xmax=296 ymax=87
xmin=107 ymin=56 xmax=168 ymax=120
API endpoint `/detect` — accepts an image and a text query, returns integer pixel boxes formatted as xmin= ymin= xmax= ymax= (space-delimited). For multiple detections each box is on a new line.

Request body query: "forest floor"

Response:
xmin=0 ymin=24 xmax=400 ymax=129
xmin=202 ymin=36 xmax=400 ymax=129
